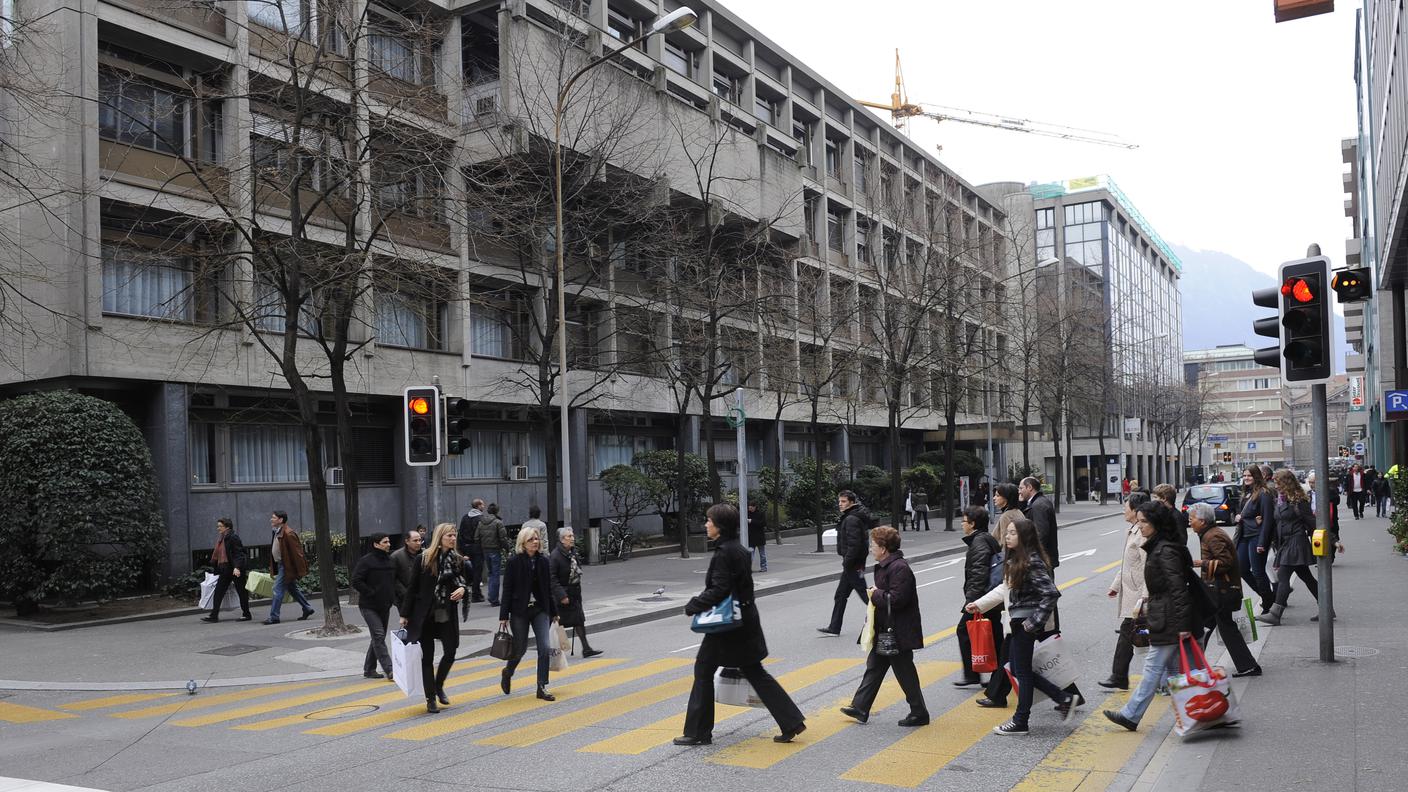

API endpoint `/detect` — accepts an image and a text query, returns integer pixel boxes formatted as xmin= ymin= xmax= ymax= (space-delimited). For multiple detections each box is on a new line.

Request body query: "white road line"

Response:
xmin=1101 ymin=529 xmax=1122 ymax=536
xmin=918 ymin=558 xmax=964 ymax=572
xmin=916 ymin=576 xmax=955 ymax=589
xmin=670 ymin=643 xmax=701 ymax=653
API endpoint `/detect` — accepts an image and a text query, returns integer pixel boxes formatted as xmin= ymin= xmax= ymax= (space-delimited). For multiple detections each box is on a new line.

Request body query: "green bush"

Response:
xmin=303 ymin=560 xmax=349 ymax=592
xmin=634 ymin=450 xmax=712 ymax=535
xmin=845 ymin=465 xmax=891 ymax=512
xmin=0 ymin=391 xmax=168 ymax=611
xmin=902 ymin=464 xmax=942 ymax=502
xmin=785 ymin=456 xmax=843 ymax=527
xmin=1389 ymin=471 xmax=1408 ymax=554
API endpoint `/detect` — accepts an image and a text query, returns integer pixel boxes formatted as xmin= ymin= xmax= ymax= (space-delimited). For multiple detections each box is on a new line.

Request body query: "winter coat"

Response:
xmin=1196 ymin=524 xmax=1243 ymax=612
xmin=1270 ymin=497 xmax=1316 ymax=567
xmin=389 ymin=546 xmax=420 ymax=608
xmin=961 ymin=531 xmax=1002 ymax=607
xmin=685 ymin=537 xmax=768 ymax=667
xmin=399 ymin=550 xmax=465 ymax=644
xmin=836 ymin=505 xmax=871 ymax=569
xmin=549 ymin=544 xmax=584 ymax=627
xmin=212 ymin=532 xmax=247 ymax=573
xmin=1022 ymin=493 xmax=1060 ymax=568
xmin=269 ymin=525 xmax=308 ymax=579
xmin=499 ymin=551 xmax=558 ymax=622
xmin=747 ymin=509 xmax=768 ymax=549
xmin=457 ymin=509 xmax=483 ymax=553
xmin=1141 ymin=534 xmax=1196 ymax=646
xmin=1235 ymin=489 xmax=1276 ymax=546
xmin=871 ymin=551 xmax=924 ymax=652
xmin=972 ymin=551 xmax=1060 ymax=633
xmin=1108 ymin=522 xmax=1148 ymax=620
xmin=476 ymin=513 xmax=508 ymax=554
xmin=351 ymin=547 xmax=397 ymax=612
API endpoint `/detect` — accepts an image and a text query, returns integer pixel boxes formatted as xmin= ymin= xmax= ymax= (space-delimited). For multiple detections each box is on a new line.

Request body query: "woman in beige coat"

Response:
xmin=1100 ymin=491 xmax=1150 ymax=690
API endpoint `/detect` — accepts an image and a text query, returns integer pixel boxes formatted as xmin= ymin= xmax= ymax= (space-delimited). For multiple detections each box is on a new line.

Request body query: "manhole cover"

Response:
xmin=200 ymin=644 xmax=266 ymax=657
xmin=459 ymin=628 xmax=491 ymax=636
xmin=1335 ymin=645 xmax=1380 ymax=658
xmin=303 ymin=704 xmax=379 ymax=721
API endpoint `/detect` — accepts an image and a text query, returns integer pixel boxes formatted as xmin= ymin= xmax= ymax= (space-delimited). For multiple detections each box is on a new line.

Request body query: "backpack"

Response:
xmin=989 ymin=550 xmax=1005 ymax=590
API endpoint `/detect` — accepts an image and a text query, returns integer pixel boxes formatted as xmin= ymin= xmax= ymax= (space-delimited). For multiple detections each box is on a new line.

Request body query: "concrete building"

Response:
xmin=1287 ymin=375 xmax=1354 ymax=472
xmin=1183 ymin=345 xmax=1288 ymax=480
xmin=0 ymin=0 xmax=1019 ymax=574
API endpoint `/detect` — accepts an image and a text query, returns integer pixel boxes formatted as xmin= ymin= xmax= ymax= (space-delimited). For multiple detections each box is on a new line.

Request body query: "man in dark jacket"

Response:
xmin=955 ymin=506 xmax=1003 ymax=687
xmin=458 ymin=499 xmax=486 ymax=608
xmin=202 ymin=517 xmax=251 ymax=622
xmin=351 ymin=533 xmax=397 ymax=680
xmin=818 ymin=490 xmax=870 ymax=636
xmin=1019 ymin=477 xmax=1059 ymax=566
xmin=390 ymin=528 xmax=423 ymax=614
xmin=747 ymin=502 xmax=769 ymax=572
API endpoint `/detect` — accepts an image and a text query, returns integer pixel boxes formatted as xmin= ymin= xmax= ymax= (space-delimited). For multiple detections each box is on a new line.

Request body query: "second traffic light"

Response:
xmin=404 ymin=385 xmax=441 ymax=466
xmin=445 ymin=397 xmax=471 ymax=454
xmin=1251 ymin=255 xmax=1332 ymax=384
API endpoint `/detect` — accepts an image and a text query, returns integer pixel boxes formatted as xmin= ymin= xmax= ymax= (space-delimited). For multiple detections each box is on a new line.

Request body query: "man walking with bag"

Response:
xmin=352 ymin=533 xmax=397 ymax=680
xmin=265 ymin=511 xmax=314 ymax=625
xmin=818 ymin=491 xmax=871 ymax=636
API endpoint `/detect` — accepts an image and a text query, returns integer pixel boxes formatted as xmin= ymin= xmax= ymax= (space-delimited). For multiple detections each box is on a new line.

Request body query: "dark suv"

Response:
xmin=1180 ymin=483 xmax=1242 ymax=526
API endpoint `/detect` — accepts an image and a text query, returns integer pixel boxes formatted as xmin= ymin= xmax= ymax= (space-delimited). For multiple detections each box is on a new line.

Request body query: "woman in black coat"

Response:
xmin=841 ymin=525 xmax=929 ymax=727
xmin=203 ymin=518 xmax=251 ymax=622
xmin=550 ymin=527 xmax=601 ymax=658
xmin=1257 ymin=468 xmax=1320 ymax=626
xmin=398 ymin=522 xmax=467 ymax=713
xmin=498 ymin=525 xmax=559 ymax=700
xmin=675 ymin=503 xmax=806 ymax=746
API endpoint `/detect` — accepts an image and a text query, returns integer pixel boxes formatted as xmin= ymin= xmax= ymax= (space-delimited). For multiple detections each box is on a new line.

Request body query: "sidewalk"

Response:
xmin=0 ymin=502 xmax=1121 ymax=691
xmin=1129 ymin=513 xmax=1408 ymax=792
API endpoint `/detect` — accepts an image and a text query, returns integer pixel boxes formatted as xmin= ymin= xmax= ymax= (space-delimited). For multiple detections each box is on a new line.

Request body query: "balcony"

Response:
xmin=462 ymin=78 xmax=501 ymax=127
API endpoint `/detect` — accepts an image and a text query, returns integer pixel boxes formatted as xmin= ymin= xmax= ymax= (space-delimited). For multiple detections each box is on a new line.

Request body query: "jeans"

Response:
xmin=683 ymin=659 xmax=803 ymax=739
xmin=485 ymin=552 xmax=502 ymax=604
xmin=420 ymin=615 xmax=459 ymax=699
xmin=1119 ymin=643 xmax=1180 ymax=724
xmin=827 ymin=567 xmax=868 ymax=632
xmin=361 ymin=606 xmax=392 ymax=675
xmin=1236 ymin=540 xmax=1272 ymax=605
xmin=752 ymin=545 xmax=768 ymax=571
xmin=505 ymin=607 xmax=552 ymax=686
xmin=1008 ymin=619 xmax=1068 ymax=727
xmin=851 ymin=648 xmax=927 ymax=718
xmin=269 ymin=562 xmax=313 ymax=621
xmin=956 ymin=609 xmax=1004 ymax=680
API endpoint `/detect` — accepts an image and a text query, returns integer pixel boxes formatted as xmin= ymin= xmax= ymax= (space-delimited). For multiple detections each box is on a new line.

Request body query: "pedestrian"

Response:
xmin=1152 ymin=483 xmax=1187 ymax=545
xmin=1373 ymin=472 xmax=1391 ymax=517
xmin=398 ymin=522 xmax=467 ymax=713
xmin=676 ymin=503 xmax=807 ymax=746
xmin=747 ymin=501 xmax=769 ymax=572
xmin=841 ymin=524 xmax=929 ymax=727
xmin=992 ymin=482 xmax=1021 ymax=540
xmin=202 ymin=517 xmax=251 ymax=623
xmin=1103 ymin=500 xmax=1200 ymax=732
xmin=1257 ymin=469 xmax=1321 ymax=626
xmin=457 ymin=500 xmax=486 ymax=612
xmin=977 ymin=481 xmax=1023 ymax=708
xmin=498 ymin=525 xmax=559 ymax=701
xmin=966 ymin=515 xmax=1079 ymax=736
xmin=1235 ymin=466 xmax=1276 ymax=614
xmin=478 ymin=503 xmax=509 ymax=607
xmin=550 ymin=526 xmax=602 ymax=658
xmin=390 ymin=528 xmax=424 ymax=614
xmin=264 ymin=511 xmax=315 ymax=625
xmin=955 ymin=506 xmax=1003 ymax=690
xmin=817 ymin=490 xmax=871 ymax=637
xmin=1099 ymin=491 xmax=1151 ymax=691
xmin=521 ymin=506 xmax=548 ymax=542
xmin=351 ymin=532 xmax=397 ymax=681
xmin=1364 ymin=466 xmax=1379 ymax=516
xmin=1019 ymin=476 xmax=1083 ymax=706
xmin=1189 ymin=503 xmax=1261 ymax=677
xmin=1120 ymin=477 xmax=1131 ymax=504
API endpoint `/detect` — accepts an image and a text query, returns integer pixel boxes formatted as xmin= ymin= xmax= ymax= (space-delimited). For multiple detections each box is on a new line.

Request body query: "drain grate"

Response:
xmin=200 ymin=644 xmax=266 ymax=657
xmin=1335 ymin=645 xmax=1380 ymax=658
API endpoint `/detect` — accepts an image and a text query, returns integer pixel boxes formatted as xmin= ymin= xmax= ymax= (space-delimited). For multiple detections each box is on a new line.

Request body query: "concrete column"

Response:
xmin=1394 ymin=285 xmax=1407 ymax=466
xmin=153 ymin=384 xmax=192 ymax=577
xmin=569 ymin=406 xmax=589 ymax=530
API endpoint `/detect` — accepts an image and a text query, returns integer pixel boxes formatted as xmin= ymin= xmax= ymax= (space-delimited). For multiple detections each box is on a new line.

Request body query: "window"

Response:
xmin=856 ymin=220 xmax=872 ymax=263
xmin=754 ymin=95 xmax=778 ymax=125
xmin=471 ymin=302 xmax=521 ymax=359
xmin=98 ymin=68 xmax=187 ymax=156
xmin=252 ymin=113 xmax=331 ymax=193
xmin=372 ymin=154 xmax=444 ymax=220
xmin=1 ymin=0 xmax=14 ymax=48
xmin=663 ymin=40 xmax=696 ymax=78
xmin=712 ymin=70 xmax=740 ymax=103
xmin=444 ymin=430 xmax=502 ymax=479
xmin=854 ymin=151 xmax=869 ymax=193
xmin=591 ymin=434 xmax=657 ymax=475
xmin=369 ymin=30 xmax=419 ymax=84
xmin=190 ymin=422 xmax=216 ymax=484
xmin=606 ymin=6 xmax=643 ymax=43
xmin=826 ymin=209 xmax=844 ymax=251
xmin=252 ymin=271 xmax=325 ymax=335
xmin=247 ymin=0 xmax=307 ymax=35
xmin=102 ymin=243 xmax=214 ymax=323
xmin=824 ymin=138 xmax=840 ymax=178
xmin=375 ymin=287 xmax=445 ymax=350
xmin=1035 ymin=207 xmax=1055 ymax=262
xmin=230 ymin=424 xmax=310 ymax=483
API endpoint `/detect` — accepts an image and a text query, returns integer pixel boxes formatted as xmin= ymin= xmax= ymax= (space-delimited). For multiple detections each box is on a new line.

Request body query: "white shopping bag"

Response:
xmin=1169 ymin=637 xmax=1240 ymax=736
xmin=390 ymin=629 xmax=423 ymax=698
xmin=198 ymin=572 xmax=238 ymax=611
xmin=1032 ymin=634 xmax=1079 ymax=690
xmin=714 ymin=667 xmax=765 ymax=708
xmin=1233 ymin=597 xmax=1259 ymax=644
xmin=548 ymin=622 xmax=570 ymax=672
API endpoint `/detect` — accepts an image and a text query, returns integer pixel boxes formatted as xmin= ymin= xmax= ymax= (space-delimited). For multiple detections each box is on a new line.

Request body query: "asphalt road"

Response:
xmin=0 ymin=509 xmax=1238 ymax=792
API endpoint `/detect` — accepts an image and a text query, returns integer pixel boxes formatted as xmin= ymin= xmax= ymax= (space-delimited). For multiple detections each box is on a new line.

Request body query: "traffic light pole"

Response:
xmin=1312 ymin=382 xmax=1335 ymax=662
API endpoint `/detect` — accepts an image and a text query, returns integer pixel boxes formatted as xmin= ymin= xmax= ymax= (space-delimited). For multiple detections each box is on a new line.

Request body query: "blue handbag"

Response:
xmin=690 ymin=594 xmax=743 ymax=634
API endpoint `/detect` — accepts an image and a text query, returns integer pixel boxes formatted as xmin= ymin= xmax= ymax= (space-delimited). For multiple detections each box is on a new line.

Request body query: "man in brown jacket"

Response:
xmin=265 ymin=510 xmax=315 ymax=625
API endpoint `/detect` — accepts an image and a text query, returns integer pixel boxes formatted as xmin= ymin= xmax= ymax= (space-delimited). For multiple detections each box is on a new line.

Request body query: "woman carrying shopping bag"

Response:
xmin=550 ymin=527 xmax=602 ymax=658
xmin=840 ymin=525 xmax=929 ymax=727
xmin=966 ymin=516 xmax=1078 ymax=736
xmin=398 ymin=523 xmax=467 ymax=714
xmin=675 ymin=503 xmax=806 ymax=746
xmin=1100 ymin=491 xmax=1150 ymax=691
xmin=498 ymin=525 xmax=559 ymax=701
xmin=955 ymin=506 xmax=1003 ymax=690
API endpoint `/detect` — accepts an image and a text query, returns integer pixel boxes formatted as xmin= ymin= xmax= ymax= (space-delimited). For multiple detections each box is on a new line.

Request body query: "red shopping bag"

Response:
xmin=967 ymin=615 xmax=998 ymax=673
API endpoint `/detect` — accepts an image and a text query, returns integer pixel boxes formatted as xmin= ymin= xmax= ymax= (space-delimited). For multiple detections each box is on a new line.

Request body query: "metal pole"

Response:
xmin=736 ymin=388 xmax=748 ymax=548
xmin=1312 ymin=382 xmax=1335 ymax=662
xmin=432 ymin=375 xmax=443 ymax=525
xmin=554 ymin=102 xmax=574 ymax=548
xmin=985 ymin=403 xmax=996 ymax=519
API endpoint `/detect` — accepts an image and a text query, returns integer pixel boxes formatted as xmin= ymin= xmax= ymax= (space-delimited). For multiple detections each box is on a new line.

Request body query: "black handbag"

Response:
xmin=1130 ymin=598 xmax=1151 ymax=648
xmin=875 ymin=597 xmax=899 ymax=656
xmin=489 ymin=629 xmax=513 ymax=660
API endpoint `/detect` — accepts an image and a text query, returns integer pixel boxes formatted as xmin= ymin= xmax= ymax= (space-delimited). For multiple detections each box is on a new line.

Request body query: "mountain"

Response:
xmin=1172 ymin=244 xmax=1348 ymax=367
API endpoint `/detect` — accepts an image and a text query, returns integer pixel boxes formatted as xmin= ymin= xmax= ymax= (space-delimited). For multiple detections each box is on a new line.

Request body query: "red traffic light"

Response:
xmin=1281 ymin=277 xmax=1315 ymax=303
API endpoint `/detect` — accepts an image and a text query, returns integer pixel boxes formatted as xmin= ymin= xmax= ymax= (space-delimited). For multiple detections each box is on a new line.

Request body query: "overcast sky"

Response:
xmin=721 ymin=0 xmax=1360 ymax=278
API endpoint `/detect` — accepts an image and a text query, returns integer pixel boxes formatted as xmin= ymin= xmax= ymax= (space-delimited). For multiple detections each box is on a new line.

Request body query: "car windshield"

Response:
xmin=1188 ymin=485 xmax=1224 ymax=500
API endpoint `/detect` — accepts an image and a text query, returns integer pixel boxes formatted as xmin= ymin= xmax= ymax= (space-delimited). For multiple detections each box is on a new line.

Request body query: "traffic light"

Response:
xmin=1250 ymin=255 xmax=1332 ymax=384
xmin=445 ymin=396 xmax=471 ymax=455
xmin=1223 ymin=451 xmax=1233 ymax=463
xmin=1331 ymin=267 xmax=1371 ymax=303
xmin=403 ymin=385 xmax=441 ymax=466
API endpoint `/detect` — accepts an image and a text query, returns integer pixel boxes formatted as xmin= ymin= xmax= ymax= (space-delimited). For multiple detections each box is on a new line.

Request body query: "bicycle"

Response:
xmin=601 ymin=517 xmax=634 ymax=562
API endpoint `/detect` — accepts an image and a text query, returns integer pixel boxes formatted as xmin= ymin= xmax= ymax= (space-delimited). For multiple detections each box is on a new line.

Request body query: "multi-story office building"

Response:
xmin=0 ymin=0 xmax=1017 ymax=574
xmin=1183 ymin=345 xmax=1288 ymax=479
xmin=1287 ymin=375 xmax=1354 ymax=473
xmin=992 ymin=176 xmax=1184 ymax=497
xmin=1342 ymin=136 xmax=1379 ymax=461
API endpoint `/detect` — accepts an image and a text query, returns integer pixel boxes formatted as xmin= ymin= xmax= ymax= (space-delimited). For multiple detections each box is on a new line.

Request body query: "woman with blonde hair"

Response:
xmin=498 ymin=525 xmax=559 ymax=700
xmin=1257 ymin=468 xmax=1320 ymax=626
xmin=399 ymin=522 xmax=467 ymax=713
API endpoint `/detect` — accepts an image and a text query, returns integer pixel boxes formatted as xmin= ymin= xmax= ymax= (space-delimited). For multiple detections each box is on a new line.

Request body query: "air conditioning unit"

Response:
xmin=326 ymin=467 xmax=344 ymax=486
xmin=510 ymin=465 xmax=529 ymax=481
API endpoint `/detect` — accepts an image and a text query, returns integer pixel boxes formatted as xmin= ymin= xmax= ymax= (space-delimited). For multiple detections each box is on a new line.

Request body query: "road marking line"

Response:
xmin=839 ymin=690 xmax=1013 ymax=787
xmin=0 ymin=702 xmax=78 ymax=723
xmin=707 ymin=661 xmax=961 ymax=770
xmin=1094 ymin=560 xmax=1121 ymax=574
xmin=300 ymin=658 xmax=622 ymax=737
xmin=1010 ymin=678 xmax=1169 ymax=792
xmin=669 ymin=643 xmax=701 ymax=653
xmin=111 ymin=681 xmax=324 ymax=719
xmin=60 ymin=693 xmax=177 ymax=712
xmin=384 ymin=658 xmax=691 ymax=742
xmin=916 ymin=576 xmax=954 ymax=589
xmin=1101 ymin=529 xmax=1122 ymax=536
xmin=1057 ymin=576 xmax=1089 ymax=591
xmin=921 ymin=626 xmax=957 ymax=648
xmin=171 ymin=660 xmax=495 ymax=727
xmin=577 ymin=658 xmax=860 ymax=755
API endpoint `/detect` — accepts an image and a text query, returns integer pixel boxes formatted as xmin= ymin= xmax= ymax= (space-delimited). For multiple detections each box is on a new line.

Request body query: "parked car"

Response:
xmin=1180 ymin=483 xmax=1242 ymax=526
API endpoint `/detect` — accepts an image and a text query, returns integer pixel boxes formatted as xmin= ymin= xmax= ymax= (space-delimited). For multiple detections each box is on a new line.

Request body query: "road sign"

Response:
xmin=1349 ymin=376 xmax=1365 ymax=412
xmin=1386 ymin=390 xmax=1408 ymax=421
xmin=1207 ymin=434 xmax=1229 ymax=443
xmin=1213 ymin=443 xmax=1222 ymax=449
xmin=1247 ymin=442 xmax=1258 ymax=450
xmin=1354 ymin=441 xmax=1366 ymax=455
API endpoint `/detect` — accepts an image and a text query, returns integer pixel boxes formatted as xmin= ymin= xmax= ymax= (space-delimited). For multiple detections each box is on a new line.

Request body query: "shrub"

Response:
xmin=0 ymin=391 xmax=168 ymax=611
xmin=1389 ymin=471 xmax=1408 ymax=554
xmin=634 ymin=450 xmax=712 ymax=535
xmin=785 ymin=456 xmax=843 ymax=527
xmin=846 ymin=465 xmax=891 ymax=512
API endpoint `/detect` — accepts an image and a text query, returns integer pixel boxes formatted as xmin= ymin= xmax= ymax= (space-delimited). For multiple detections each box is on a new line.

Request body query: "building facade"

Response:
xmin=1287 ymin=375 xmax=1354 ymax=473
xmin=0 ymin=0 xmax=1019 ymax=575
xmin=1183 ymin=345 xmax=1288 ymax=480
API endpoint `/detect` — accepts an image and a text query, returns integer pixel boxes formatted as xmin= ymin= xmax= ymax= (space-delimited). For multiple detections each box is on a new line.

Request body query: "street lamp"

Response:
xmin=553 ymin=7 xmax=696 ymax=562
xmin=1236 ymin=409 xmax=1264 ymax=471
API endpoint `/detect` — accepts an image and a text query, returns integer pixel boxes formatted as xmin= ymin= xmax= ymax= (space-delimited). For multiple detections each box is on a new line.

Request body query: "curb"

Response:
xmin=0 ymin=587 xmax=356 ymax=633
xmin=0 ymin=510 xmax=1121 ymax=691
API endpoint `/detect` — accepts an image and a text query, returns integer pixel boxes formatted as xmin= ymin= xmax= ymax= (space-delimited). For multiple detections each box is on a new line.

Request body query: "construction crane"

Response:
xmin=858 ymin=50 xmax=1138 ymax=151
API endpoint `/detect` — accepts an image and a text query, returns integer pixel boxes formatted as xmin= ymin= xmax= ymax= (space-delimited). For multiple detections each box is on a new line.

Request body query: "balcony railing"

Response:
xmin=462 ymin=78 xmax=501 ymax=125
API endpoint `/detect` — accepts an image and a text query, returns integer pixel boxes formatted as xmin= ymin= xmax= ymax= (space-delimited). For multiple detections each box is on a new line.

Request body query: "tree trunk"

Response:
xmin=811 ymin=396 xmax=824 ymax=553
xmin=1050 ymin=411 xmax=1063 ymax=517
xmin=1096 ymin=427 xmax=1108 ymax=505
xmin=289 ymin=376 xmax=349 ymax=635
xmin=1021 ymin=393 xmax=1032 ymax=477
xmin=943 ymin=404 xmax=959 ymax=530
xmin=887 ymin=401 xmax=904 ymax=528
xmin=675 ymin=409 xmax=691 ymax=558
xmin=702 ymin=403 xmax=722 ymax=502
xmin=331 ymin=364 xmax=361 ymax=607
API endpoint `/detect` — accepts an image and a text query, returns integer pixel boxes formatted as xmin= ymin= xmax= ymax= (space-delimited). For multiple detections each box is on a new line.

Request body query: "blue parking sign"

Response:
xmin=1386 ymin=390 xmax=1408 ymax=420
